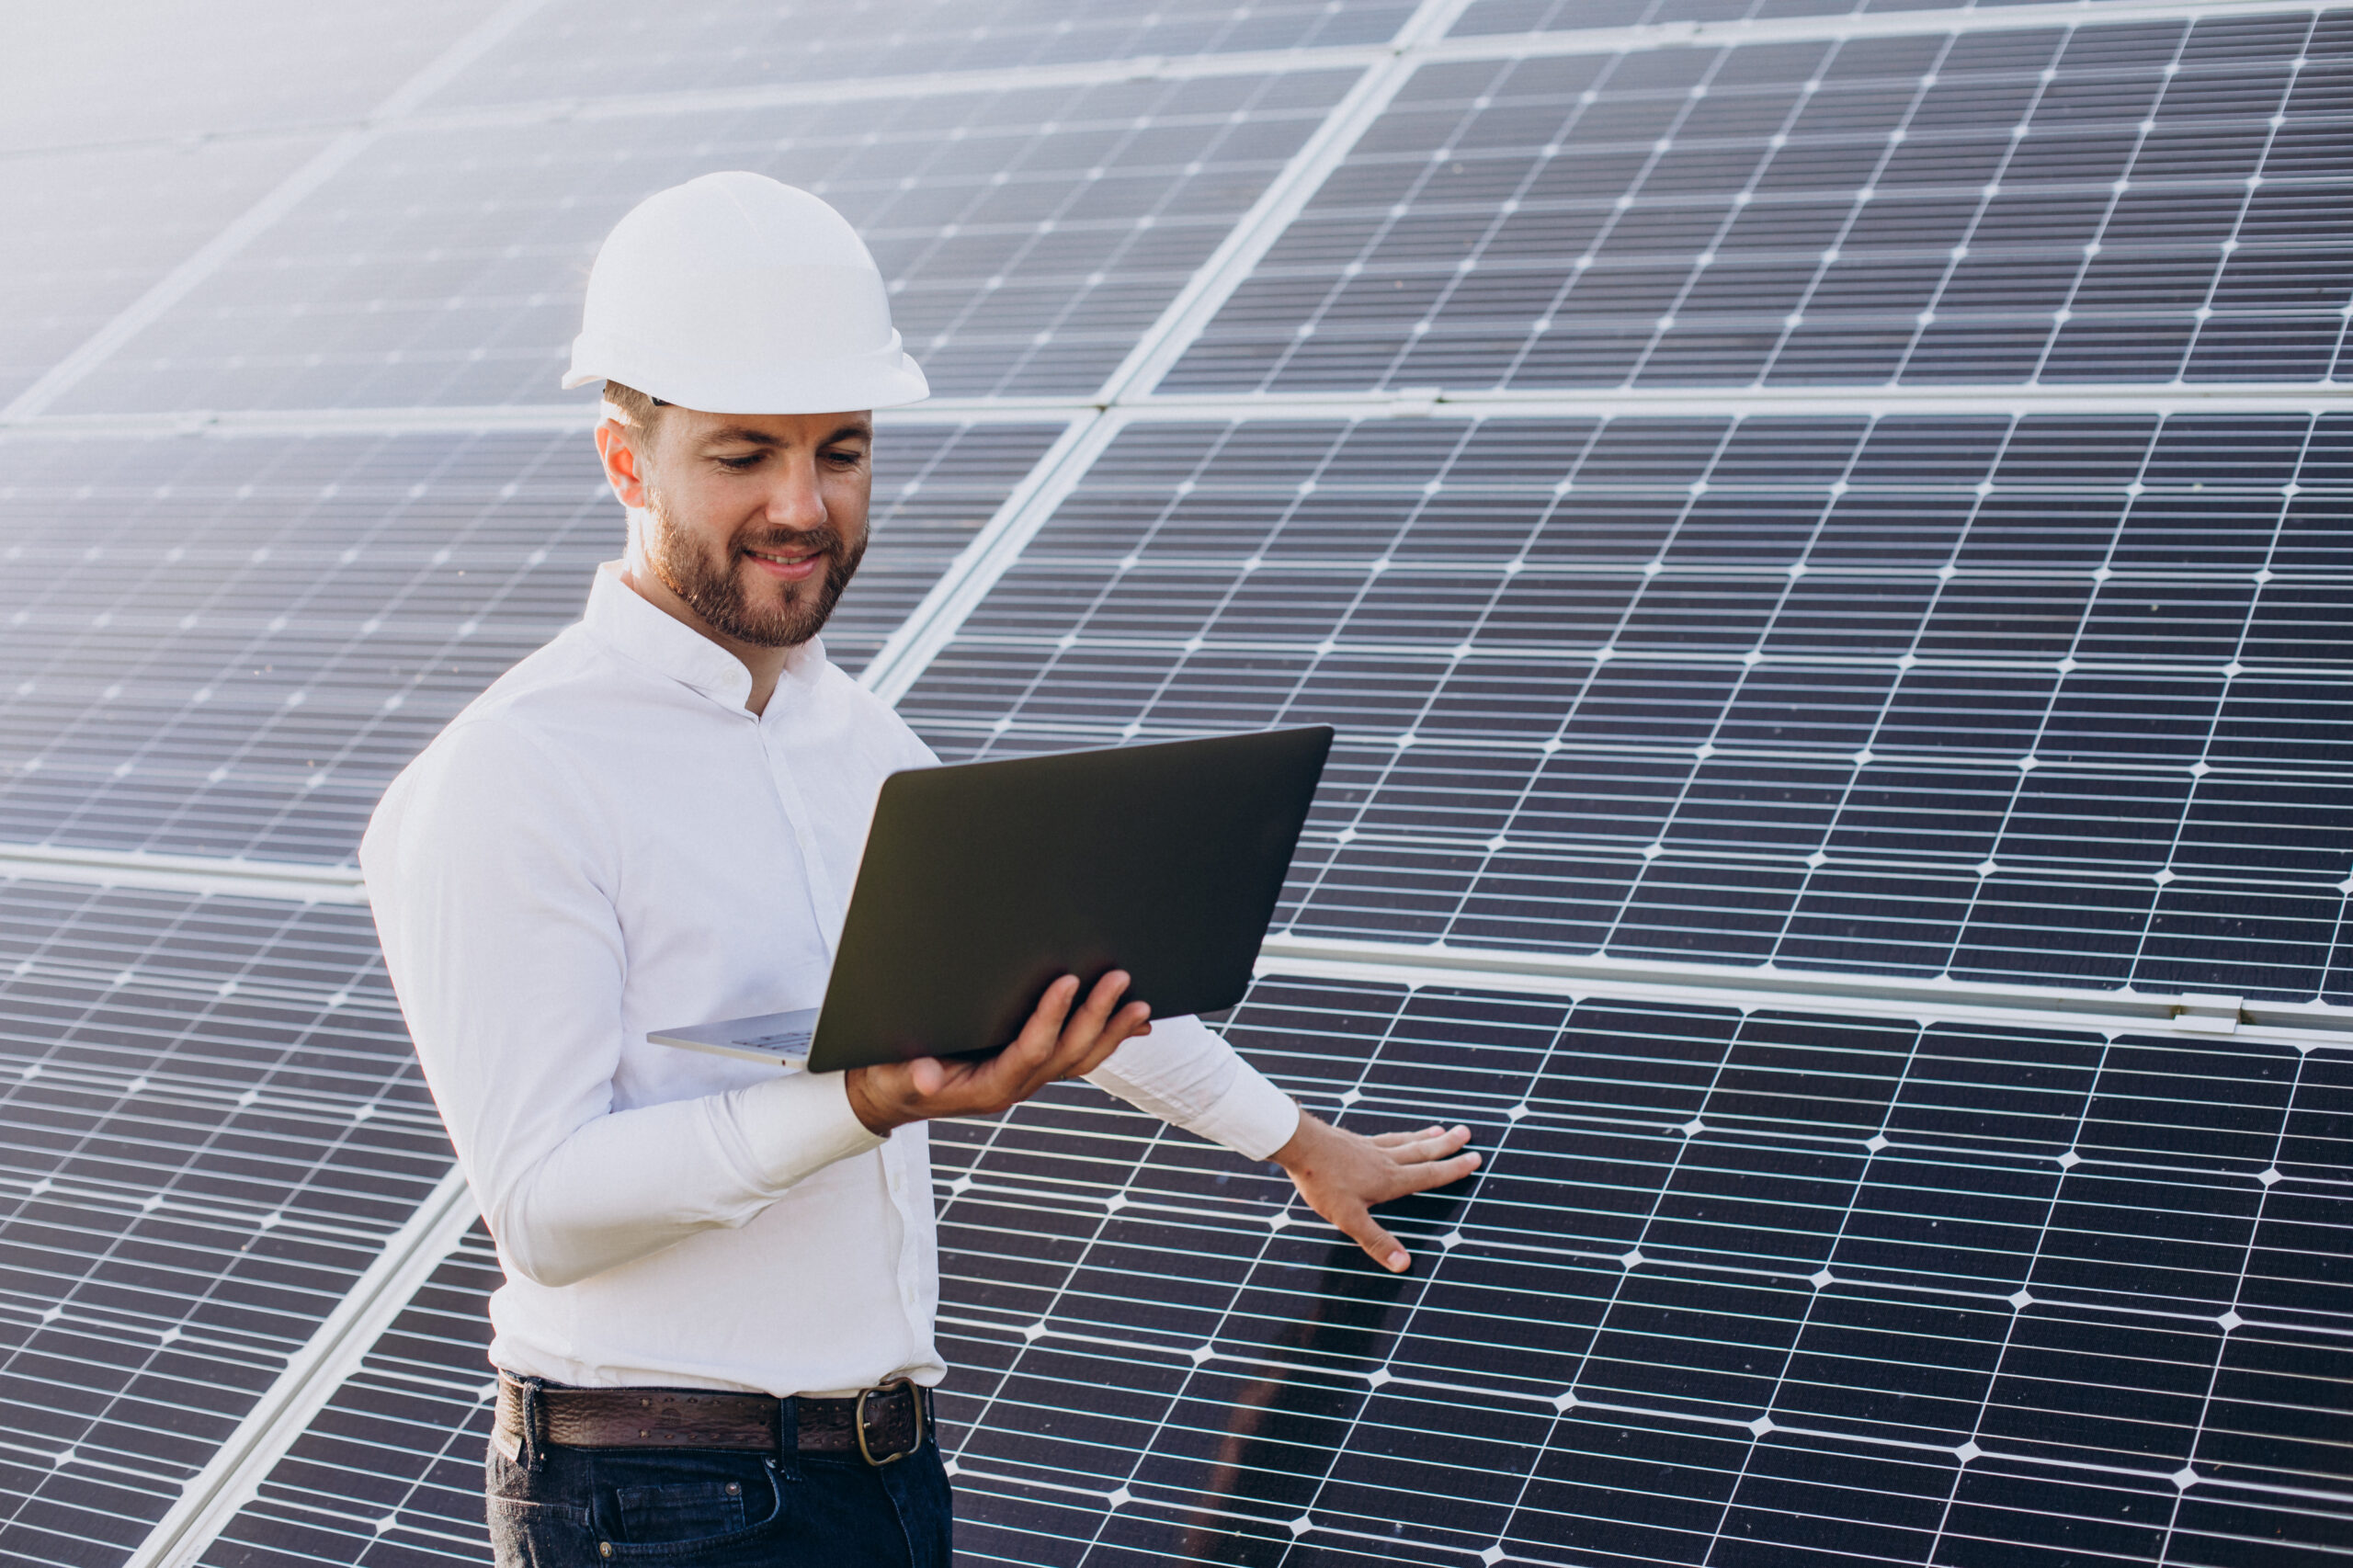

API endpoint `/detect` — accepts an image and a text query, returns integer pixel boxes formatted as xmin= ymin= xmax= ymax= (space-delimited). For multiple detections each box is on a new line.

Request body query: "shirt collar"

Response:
xmin=581 ymin=562 xmax=825 ymax=713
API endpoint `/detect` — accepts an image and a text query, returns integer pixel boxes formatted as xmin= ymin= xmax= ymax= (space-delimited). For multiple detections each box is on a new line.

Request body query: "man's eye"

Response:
xmin=716 ymin=453 xmax=763 ymax=472
xmin=824 ymin=449 xmax=866 ymax=468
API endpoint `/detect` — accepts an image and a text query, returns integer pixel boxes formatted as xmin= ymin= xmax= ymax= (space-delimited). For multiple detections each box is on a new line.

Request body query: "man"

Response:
xmin=362 ymin=172 xmax=1478 ymax=1568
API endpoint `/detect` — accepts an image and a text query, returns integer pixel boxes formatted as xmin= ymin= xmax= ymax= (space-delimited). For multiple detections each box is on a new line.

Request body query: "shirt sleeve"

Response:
xmin=1085 ymin=1013 xmax=1301 ymax=1162
xmin=362 ymin=719 xmax=882 ymax=1290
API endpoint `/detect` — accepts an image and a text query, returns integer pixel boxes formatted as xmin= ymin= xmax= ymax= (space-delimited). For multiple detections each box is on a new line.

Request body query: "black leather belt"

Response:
xmin=494 ymin=1371 xmax=931 ymax=1466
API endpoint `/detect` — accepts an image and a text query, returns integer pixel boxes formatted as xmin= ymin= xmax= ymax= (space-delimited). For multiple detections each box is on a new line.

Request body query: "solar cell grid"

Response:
xmin=901 ymin=411 xmax=2353 ymax=1001
xmin=45 ymin=70 xmax=1355 ymax=416
xmin=1166 ymin=12 xmax=2353 ymax=392
xmin=0 ymin=138 xmax=334 ymax=408
xmin=184 ymin=975 xmax=2353 ymax=1565
xmin=0 ymin=420 xmax=1062 ymax=863
xmin=0 ymin=881 xmax=441 ymax=1568
xmin=191 ymin=1228 xmax=501 ymax=1568
xmin=427 ymin=0 xmax=1415 ymax=110
xmin=0 ymin=0 xmax=492 ymax=153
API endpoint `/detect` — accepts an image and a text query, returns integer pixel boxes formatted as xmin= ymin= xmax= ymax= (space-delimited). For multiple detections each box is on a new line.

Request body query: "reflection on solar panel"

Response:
xmin=0 ymin=883 xmax=437 ymax=1562
xmin=1169 ymin=12 xmax=2352 ymax=392
xmin=0 ymin=421 xmax=1062 ymax=861
xmin=49 ymin=71 xmax=1353 ymax=414
xmin=2 ymin=0 xmax=2348 ymax=1564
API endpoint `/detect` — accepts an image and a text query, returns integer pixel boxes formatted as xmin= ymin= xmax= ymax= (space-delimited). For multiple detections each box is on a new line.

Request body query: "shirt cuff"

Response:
xmin=1195 ymin=1058 xmax=1305 ymax=1163
xmin=728 ymin=1069 xmax=887 ymax=1192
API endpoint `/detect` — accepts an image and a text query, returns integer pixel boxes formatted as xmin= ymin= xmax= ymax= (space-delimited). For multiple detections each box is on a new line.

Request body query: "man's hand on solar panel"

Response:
xmin=843 ymin=970 xmax=1154 ymax=1134
xmin=1272 ymin=1114 xmax=1480 ymax=1272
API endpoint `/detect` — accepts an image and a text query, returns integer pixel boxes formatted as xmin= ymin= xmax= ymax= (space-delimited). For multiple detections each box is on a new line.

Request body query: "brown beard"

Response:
xmin=640 ymin=489 xmax=866 ymax=649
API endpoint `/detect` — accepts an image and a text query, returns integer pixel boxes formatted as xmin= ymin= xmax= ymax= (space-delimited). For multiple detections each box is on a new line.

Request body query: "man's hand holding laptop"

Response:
xmin=844 ymin=968 xmax=1481 ymax=1274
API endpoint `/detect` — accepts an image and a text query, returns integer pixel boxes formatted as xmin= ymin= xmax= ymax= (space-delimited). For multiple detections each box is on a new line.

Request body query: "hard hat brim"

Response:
xmin=564 ymin=333 xmax=929 ymax=414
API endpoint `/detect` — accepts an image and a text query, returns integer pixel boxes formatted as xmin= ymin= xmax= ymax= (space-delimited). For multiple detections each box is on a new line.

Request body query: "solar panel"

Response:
xmin=190 ymin=1226 xmax=502 ymax=1568
xmin=0 ymin=0 xmax=493 ymax=153
xmin=431 ymin=0 xmax=1415 ymax=108
xmin=896 ymin=409 xmax=2353 ymax=1002
xmin=4 ymin=1 xmax=2348 ymax=1564
xmin=0 ymin=140 xmax=341 ymax=408
xmin=44 ymin=69 xmax=1356 ymax=415
xmin=184 ymin=973 xmax=2353 ymax=1565
xmin=1165 ymin=13 xmax=2353 ymax=392
xmin=0 ymin=881 xmax=438 ymax=1564
xmin=0 ymin=420 xmax=1064 ymax=862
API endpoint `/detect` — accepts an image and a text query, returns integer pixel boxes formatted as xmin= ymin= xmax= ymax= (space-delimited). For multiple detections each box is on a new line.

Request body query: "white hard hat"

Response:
xmin=563 ymin=172 xmax=927 ymax=414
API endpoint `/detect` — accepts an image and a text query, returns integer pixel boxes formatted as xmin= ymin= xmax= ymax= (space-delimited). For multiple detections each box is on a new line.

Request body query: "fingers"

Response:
xmin=1377 ymin=1126 xmax=1474 ymax=1165
xmin=1392 ymin=1149 xmax=1481 ymax=1197
xmin=1001 ymin=971 xmax=1135 ymax=1102
xmin=1369 ymin=1125 xmax=1446 ymax=1149
xmin=1063 ymin=998 xmax=1151 ymax=1081
xmin=1330 ymin=1205 xmax=1410 ymax=1273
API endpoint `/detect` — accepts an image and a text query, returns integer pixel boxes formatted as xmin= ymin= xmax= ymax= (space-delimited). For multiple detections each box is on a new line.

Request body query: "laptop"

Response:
xmin=649 ymin=725 xmax=1333 ymax=1074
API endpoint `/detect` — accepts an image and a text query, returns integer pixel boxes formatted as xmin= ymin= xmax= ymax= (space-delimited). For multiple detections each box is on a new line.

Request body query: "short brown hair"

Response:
xmin=602 ymin=380 xmax=668 ymax=439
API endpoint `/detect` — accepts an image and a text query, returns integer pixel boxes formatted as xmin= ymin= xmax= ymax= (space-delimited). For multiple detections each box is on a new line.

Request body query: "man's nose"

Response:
xmin=760 ymin=455 xmax=829 ymax=529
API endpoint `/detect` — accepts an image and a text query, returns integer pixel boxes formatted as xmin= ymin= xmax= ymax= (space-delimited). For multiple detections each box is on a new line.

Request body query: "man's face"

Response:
xmin=621 ymin=408 xmax=873 ymax=649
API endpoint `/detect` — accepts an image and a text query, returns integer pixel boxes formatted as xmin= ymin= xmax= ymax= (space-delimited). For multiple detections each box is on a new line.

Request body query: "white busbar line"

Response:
xmin=0 ymin=0 xmax=552 ymax=427
xmin=123 ymin=1165 xmax=480 ymax=1568
xmin=1257 ymin=932 xmax=2353 ymax=1052
xmin=6 ymin=843 xmax=2343 ymax=1047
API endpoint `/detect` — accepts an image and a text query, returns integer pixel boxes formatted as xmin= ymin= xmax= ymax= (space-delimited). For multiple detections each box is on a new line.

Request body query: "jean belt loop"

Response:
xmin=773 ymin=1393 xmax=802 ymax=1483
xmin=516 ymin=1376 xmax=547 ymax=1473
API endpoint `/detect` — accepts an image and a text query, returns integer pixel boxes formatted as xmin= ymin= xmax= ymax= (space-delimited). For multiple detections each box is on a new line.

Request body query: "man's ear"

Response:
xmin=594 ymin=419 xmax=650 ymax=509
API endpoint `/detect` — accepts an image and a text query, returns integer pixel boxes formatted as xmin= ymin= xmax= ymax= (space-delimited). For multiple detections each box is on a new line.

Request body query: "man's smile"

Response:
xmin=743 ymin=542 xmax=825 ymax=581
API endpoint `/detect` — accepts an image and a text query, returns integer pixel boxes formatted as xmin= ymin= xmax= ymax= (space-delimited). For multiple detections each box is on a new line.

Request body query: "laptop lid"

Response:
xmin=803 ymin=724 xmax=1330 ymax=1073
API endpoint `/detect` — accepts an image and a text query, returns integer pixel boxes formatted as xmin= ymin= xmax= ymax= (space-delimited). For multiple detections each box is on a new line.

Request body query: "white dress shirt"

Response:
xmin=360 ymin=563 xmax=1300 ymax=1397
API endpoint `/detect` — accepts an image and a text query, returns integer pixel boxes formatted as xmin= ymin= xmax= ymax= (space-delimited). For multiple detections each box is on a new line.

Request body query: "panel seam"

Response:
xmin=0 ymin=0 xmax=553 ymax=426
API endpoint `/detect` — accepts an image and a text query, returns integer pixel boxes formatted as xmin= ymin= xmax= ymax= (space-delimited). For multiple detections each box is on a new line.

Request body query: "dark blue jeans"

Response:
xmin=486 ymin=1419 xmax=951 ymax=1567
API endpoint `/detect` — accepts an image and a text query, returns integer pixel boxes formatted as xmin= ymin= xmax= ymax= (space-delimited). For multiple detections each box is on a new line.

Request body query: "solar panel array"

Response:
xmin=0 ymin=0 xmax=2347 ymax=1565
xmin=0 ymin=421 xmax=1063 ymax=863
xmin=0 ymin=883 xmax=438 ymax=1564
xmin=1167 ymin=13 xmax=2353 ymax=392
xmin=902 ymin=410 xmax=2353 ymax=1001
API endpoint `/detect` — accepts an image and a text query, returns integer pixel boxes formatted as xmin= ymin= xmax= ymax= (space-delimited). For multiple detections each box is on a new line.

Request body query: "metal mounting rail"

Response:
xmin=6 ymin=844 xmax=2342 ymax=1048
xmin=1257 ymin=933 xmax=2353 ymax=1051
xmin=0 ymin=844 xmax=368 ymax=904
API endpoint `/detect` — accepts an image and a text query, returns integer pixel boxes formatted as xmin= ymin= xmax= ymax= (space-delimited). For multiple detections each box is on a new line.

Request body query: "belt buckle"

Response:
xmin=854 ymin=1378 xmax=923 ymax=1467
